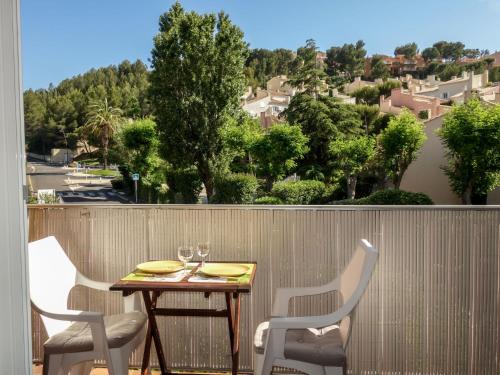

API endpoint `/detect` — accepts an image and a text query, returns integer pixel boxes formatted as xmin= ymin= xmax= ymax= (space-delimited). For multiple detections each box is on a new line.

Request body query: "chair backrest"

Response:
xmin=338 ymin=239 xmax=378 ymax=347
xmin=28 ymin=236 xmax=78 ymax=337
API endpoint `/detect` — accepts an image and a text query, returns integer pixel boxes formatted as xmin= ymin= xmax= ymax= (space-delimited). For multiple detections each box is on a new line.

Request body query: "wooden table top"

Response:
xmin=110 ymin=261 xmax=257 ymax=294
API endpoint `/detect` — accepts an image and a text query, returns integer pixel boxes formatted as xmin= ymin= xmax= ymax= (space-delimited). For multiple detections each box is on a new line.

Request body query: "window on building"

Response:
xmin=443 ymin=92 xmax=449 ymax=99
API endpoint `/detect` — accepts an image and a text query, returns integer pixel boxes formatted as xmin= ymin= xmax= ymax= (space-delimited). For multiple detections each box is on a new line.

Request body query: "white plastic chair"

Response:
xmin=29 ymin=236 xmax=147 ymax=375
xmin=254 ymin=239 xmax=379 ymax=375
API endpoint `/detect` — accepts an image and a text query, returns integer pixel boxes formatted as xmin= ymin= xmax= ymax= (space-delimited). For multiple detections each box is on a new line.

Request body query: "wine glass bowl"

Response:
xmin=177 ymin=246 xmax=194 ymax=274
xmin=196 ymin=242 xmax=210 ymax=267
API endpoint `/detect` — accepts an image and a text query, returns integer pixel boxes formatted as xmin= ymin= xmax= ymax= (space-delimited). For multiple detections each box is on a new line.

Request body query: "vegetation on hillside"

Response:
xmin=23 ymin=3 xmax=500 ymax=205
xmin=24 ymin=60 xmax=150 ymax=155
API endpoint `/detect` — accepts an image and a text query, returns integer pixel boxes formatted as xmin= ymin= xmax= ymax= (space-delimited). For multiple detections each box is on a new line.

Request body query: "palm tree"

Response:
xmin=85 ymin=98 xmax=122 ymax=169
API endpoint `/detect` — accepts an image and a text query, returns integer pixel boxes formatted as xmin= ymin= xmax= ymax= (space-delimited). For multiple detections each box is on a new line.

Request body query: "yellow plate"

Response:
xmin=199 ymin=263 xmax=249 ymax=277
xmin=136 ymin=260 xmax=184 ymax=274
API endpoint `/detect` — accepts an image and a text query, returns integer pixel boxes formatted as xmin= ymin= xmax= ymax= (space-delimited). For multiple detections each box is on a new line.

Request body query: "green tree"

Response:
xmin=117 ymin=118 xmax=166 ymax=202
xmin=325 ymin=40 xmax=366 ymax=81
xmin=437 ymin=63 xmax=463 ymax=81
xmin=379 ymin=110 xmax=427 ymax=189
xmin=370 ymin=56 xmax=390 ymax=80
xmin=378 ymin=80 xmax=401 ymax=97
xmin=252 ymin=123 xmax=309 ymax=190
xmin=288 ymin=39 xmax=326 ymax=97
xmin=439 ymin=99 xmax=500 ymax=204
xmin=149 ymin=2 xmax=247 ymax=199
xmin=330 ymin=136 xmax=376 ymax=199
xmin=353 ymin=104 xmax=380 ymax=134
xmin=85 ymin=98 xmax=123 ymax=169
xmin=245 ymin=48 xmax=296 ymax=88
xmin=221 ymin=114 xmax=263 ymax=174
xmin=284 ymin=93 xmax=363 ymax=178
xmin=352 ymin=86 xmax=380 ymax=105
xmin=463 ymin=48 xmax=480 ymax=59
xmin=394 ymin=42 xmax=418 ymax=58
xmin=422 ymin=47 xmax=440 ymax=62
xmin=433 ymin=41 xmax=465 ymax=61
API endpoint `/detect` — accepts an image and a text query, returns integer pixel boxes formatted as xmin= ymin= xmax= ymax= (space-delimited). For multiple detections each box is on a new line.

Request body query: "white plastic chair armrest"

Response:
xmin=268 ymin=310 xmax=344 ymax=330
xmin=77 ymin=273 xmax=113 ymax=291
xmin=272 ymin=278 xmax=340 ymax=316
xmin=33 ymin=304 xmax=104 ymax=323
xmin=269 ymin=287 xmax=362 ymax=330
xmin=77 ymin=272 xmax=142 ymax=312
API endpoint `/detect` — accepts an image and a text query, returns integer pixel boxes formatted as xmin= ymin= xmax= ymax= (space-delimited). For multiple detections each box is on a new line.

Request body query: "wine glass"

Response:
xmin=177 ymin=245 xmax=194 ymax=275
xmin=197 ymin=242 xmax=210 ymax=268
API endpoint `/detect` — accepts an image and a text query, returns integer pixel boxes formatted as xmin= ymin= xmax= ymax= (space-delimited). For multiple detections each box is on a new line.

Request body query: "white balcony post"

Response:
xmin=0 ymin=0 xmax=32 ymax=374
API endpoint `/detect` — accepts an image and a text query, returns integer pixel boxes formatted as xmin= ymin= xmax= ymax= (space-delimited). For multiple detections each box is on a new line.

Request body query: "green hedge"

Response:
xmin=271 ymin=180 xmax=327 ymax=205
xmin=211 ymin=174 xmax=258 ymax=204
xmin=336 ymin=189 xmax=434 ymax=205
xmin=254 ymin=196 xmax=284 ymax=205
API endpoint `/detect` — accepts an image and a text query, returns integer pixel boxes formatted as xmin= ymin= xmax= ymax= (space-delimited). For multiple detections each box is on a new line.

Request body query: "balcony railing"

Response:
xmin=28 ymin=204 xmax=500 ymax=374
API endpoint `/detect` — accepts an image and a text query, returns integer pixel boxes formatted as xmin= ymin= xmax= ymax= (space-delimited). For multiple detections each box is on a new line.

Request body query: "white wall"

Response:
xmin=0 ymin=0 xmax=32 ymax=373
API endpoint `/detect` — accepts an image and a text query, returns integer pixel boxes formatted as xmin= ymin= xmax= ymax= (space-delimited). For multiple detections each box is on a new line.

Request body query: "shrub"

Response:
xmin=335 ymin=189 xmax=434 ymax=205
xmin=418 ymin=110 xmax=429 ymax=120
xmin=271 ymin=180 xmax=326 ymax=205
xmin=165 ymin=166 xmax=203 ymax=204
xmin=254 ymin=196 xmax=284 ymax=205
xmin=211 ymin=174 xmax=258 ymax=204
xmin=111 ymin=177 xmax=125 ymax=190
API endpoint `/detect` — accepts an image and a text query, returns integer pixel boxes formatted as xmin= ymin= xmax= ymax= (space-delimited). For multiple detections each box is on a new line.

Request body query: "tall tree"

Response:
xmin=325 ymin=40 xmax=366 ymax=81
xmin=433 ymin=41 xmax=465 ymax=61
xmin=394 ymin=42 xmax=418 ymax=58
xmin=439 ymin=99 xmax=500 ymax=204
xmin=378 ymin=109 xmax=427 ymax=189
xmin=422 ymin=47 xmax=440 ymax=62
xmin=330 ymin=135 xmax=376 ymax=199
xmin=85 ymin=98 xmax=122 ymax=169
xmin=149 ymin=2 xmax=247 ymax=198
xmin=288 ymin=39 xmax=326 ymax=97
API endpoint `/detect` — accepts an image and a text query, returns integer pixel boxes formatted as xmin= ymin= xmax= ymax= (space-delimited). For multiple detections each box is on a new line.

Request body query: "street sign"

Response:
xmin=132 ymin=173 xmax=140 ymax=181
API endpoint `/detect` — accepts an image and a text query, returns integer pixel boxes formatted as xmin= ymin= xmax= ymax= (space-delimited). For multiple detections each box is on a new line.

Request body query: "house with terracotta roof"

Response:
xmin=379 ymin=87 xmax=450 ymax=120
xmin=365 ymin=55 xmax=426 ymax=77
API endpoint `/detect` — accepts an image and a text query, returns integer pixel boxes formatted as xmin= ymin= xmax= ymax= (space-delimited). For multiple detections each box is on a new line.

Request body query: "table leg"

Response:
xmin=225 ymin=292 xmax=235 ymax=354
xmin=232 ymin=293 xmax=241 ymax=375
xmin=141 ymin=292 xmax=159 ymax=375
xmin=142 ymin=291 xmax=169 ymax=375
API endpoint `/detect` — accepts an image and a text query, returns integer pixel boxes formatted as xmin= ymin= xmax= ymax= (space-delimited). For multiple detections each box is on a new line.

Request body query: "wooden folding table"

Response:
xmin=110 ymin=262 xmax=257 ymax=375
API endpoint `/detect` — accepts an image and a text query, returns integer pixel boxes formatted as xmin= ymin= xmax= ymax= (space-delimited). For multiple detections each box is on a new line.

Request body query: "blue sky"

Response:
xmin=22 ymin=0 xmax=500 ymax=90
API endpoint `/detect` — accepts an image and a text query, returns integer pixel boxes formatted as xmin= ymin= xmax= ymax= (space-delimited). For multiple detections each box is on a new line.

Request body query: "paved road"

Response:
xmin=27 ymin=162 xmax=130 ymax=204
